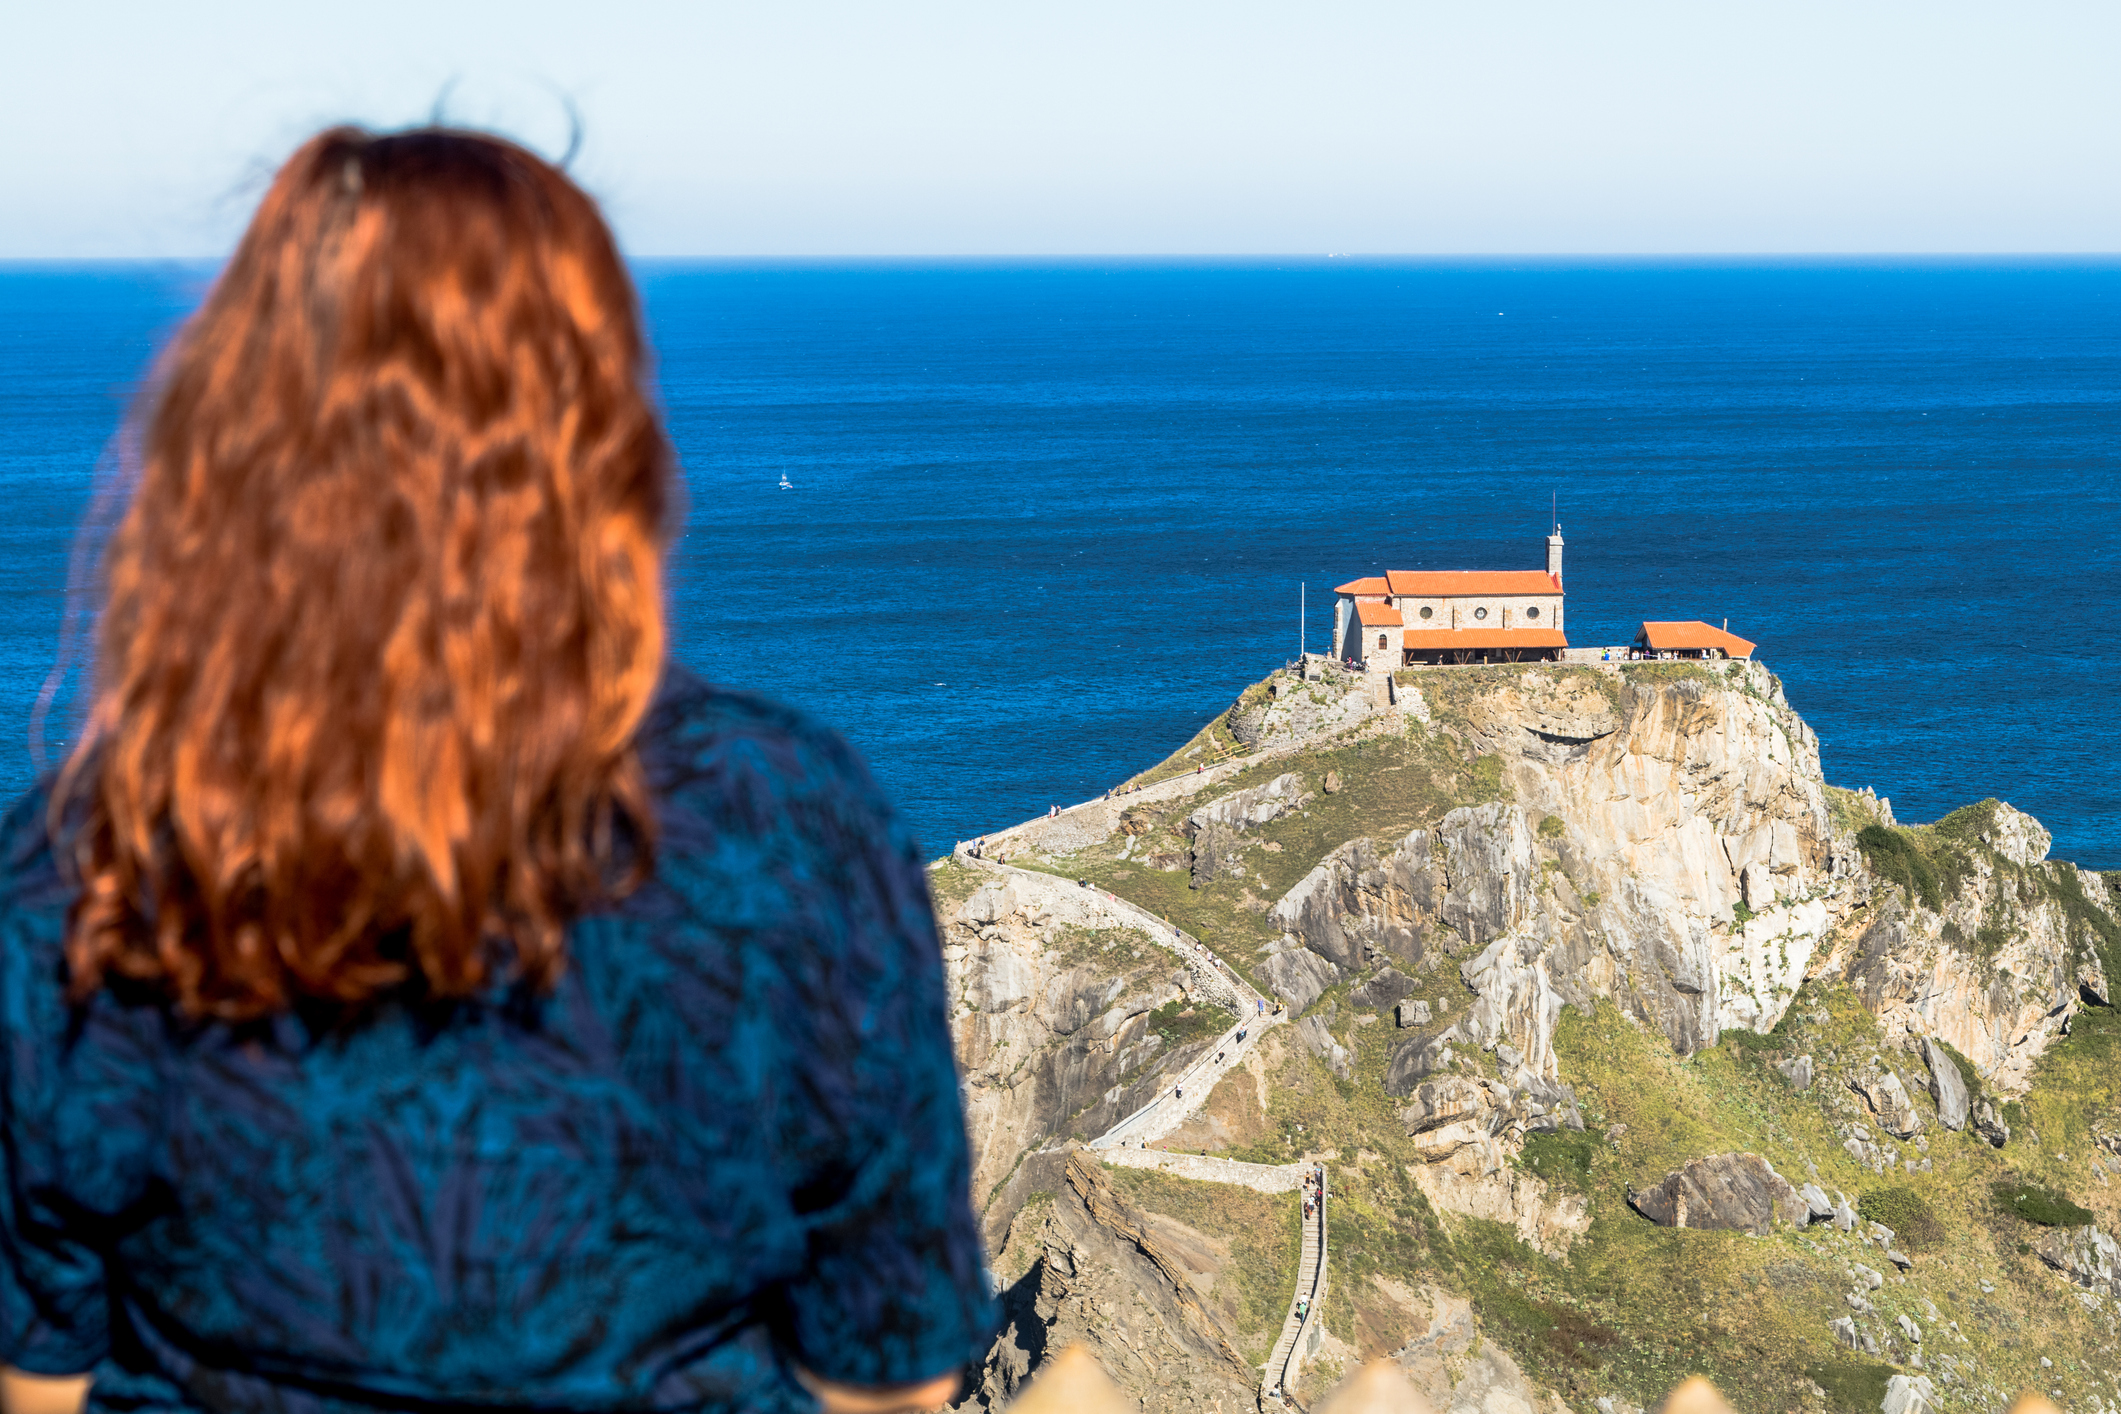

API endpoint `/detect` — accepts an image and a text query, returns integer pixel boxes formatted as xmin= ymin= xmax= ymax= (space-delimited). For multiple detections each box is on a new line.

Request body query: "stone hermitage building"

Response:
xmin=1332 ymin=531 xmax=1568 ymax=667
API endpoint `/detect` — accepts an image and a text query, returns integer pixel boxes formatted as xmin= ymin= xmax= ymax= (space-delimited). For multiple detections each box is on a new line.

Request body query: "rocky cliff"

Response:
xmin=938 ymin=657 xmax=2121 ymax=1413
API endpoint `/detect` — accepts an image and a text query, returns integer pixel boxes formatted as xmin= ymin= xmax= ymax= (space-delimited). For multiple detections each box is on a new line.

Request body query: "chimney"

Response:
xmin=1546 ymin=530 xmax=1564 ymax=584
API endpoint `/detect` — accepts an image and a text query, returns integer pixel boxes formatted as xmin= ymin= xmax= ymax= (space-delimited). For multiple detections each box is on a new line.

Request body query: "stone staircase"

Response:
xmin=1260 ymin=1170 xmax=1328 ymax=1409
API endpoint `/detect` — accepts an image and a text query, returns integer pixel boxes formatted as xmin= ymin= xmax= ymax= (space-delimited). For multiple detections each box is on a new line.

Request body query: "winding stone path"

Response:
xmin=955 ymin=855 xmax=1323 ymax=1406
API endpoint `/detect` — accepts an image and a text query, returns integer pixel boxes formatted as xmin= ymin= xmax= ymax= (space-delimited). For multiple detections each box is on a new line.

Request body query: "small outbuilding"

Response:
xmin=1634 ymin=621 xmax=1756 ymax=660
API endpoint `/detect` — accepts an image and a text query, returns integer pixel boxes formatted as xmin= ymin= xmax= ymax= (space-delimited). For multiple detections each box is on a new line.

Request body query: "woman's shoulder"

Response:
xmin=637 ymin=664 xmax=909 ymax=860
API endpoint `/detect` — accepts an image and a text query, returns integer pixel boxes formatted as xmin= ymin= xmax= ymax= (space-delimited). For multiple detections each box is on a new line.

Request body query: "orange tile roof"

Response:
xmin=1384 ymin=570 xmax=1562 ymax=597
xmin=1402 ymin=628 xmax=1569 ymax=650
xmin=1636 ymin=621 xmax=1756 ymax=657
xmin=1334 ymin=577 xmax=1390 ymax=596
xmin=1354 ymin=602 xmax=1404 ymax=627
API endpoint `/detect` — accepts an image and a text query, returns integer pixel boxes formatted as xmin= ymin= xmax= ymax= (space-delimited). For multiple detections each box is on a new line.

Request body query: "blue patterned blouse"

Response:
xmin=0 ymin=667 xmax=996 ymax=1413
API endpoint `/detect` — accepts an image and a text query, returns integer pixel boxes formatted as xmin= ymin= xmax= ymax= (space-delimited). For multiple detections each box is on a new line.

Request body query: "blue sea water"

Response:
xmin=2 ymin=260 xmax=2116 ymax=867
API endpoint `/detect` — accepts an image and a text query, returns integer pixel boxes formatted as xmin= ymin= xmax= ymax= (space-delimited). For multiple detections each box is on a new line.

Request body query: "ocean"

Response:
xmin=2 ymin=260 xmax=2116 ymax=867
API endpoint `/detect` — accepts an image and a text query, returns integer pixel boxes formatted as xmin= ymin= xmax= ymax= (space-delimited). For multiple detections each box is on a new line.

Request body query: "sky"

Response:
xmin=4 ymin=0 xmax=2117 ymax=258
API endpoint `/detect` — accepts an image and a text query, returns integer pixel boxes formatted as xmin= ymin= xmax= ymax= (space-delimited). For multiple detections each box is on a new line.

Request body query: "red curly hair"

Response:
xmin=58 ymin=127 xmax=671 ymax=1019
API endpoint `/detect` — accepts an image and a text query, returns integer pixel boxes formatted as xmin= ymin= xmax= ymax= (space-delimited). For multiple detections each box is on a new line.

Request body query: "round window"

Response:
xmin=1419 ymin=606 xmax=1434 ymax=620
xmin=1526 ymin=606 xmax=1540 ymax=619
xmin=1474 ymin=607 xmax=1488 ymax=621
xmin=1377 ymin=633 xmax=1388 ymax=650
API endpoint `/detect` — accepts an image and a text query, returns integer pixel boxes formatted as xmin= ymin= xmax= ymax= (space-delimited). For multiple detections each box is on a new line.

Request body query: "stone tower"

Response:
xmin=1547 ymin=528 xmax=1564 ymax=584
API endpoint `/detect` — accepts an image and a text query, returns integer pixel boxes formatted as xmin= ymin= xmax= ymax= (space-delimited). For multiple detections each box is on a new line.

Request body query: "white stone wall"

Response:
xmin=1356 ymin=620 xmax=1397 ymax=667
xmin=1391 ymin=593 xmax=1563 ymax=634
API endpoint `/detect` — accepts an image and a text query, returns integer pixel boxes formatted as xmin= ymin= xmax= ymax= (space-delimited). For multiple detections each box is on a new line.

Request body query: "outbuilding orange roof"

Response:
xmin=1334 ymin=577 xmax=1390 ymax=596
xmin=1385 ymin=571 xmax=1562 ymax=597
xmin=1636 ymin=621 xmax=1756 ymax=657
xmin=1354 ymin=602 xmax=1404 ymax=627
xmin=1402 ymin=628 xmax=1568 ymax=650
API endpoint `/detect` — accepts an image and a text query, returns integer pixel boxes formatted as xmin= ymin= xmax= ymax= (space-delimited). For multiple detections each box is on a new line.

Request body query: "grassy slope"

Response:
xmin=996 ymin=664 xmax=2121 ymax=1413
xmin=1106 ymin=1167 xmax=1306 ymax=1364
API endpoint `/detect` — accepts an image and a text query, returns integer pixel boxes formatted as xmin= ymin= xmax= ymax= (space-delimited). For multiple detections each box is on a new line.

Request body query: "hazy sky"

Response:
xmin=5 ymin=0 xmax=2117 ymax=258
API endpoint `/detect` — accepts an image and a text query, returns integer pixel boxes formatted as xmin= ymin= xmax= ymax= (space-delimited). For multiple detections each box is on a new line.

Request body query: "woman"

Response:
xmin=0 ymin=129 xmax=992 ymax=1414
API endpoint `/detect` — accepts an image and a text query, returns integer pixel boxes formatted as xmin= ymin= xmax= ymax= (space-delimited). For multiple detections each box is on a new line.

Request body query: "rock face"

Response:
xmin=1848 ymin=1062 xmax=1926 ymax=1139
xmin=1188 ymin=774 xmax=1308 ymax=887
xmin=1920 ymin=1037 xmax=1969 ymax=1131
xmin=943 ymin=876 xmax=1221 ymax=1213
xmin=963 ymin=1153 xmax=1260 ymax=1412
xmin=1626 ymin=1152 xmax=1808 ymax=1235
xmin=1881 ymin=1374 xmax=1938 ymax=1414
xmin=1971 ymin=1098 xmax=2011 ymax=1148
xmin=2036 ymin=1224 xmax=2121 ymax=1299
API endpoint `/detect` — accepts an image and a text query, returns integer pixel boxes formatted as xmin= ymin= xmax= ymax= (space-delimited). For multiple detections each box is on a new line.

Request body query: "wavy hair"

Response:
xmin=57 ymin=127 xmax=672 ymax=1019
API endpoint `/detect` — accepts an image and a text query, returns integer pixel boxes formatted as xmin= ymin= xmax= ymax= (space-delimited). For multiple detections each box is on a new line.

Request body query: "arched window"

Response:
xmin=1526 ymin=605 xmax=1540 ymax=619
xmin=1419 ymin=606 xmax=1434 ymax=620
xmin=1474 ymin=607 xmax=1489 ymax=621
xmin=1377 ymin=633 xmax=1388 ymax=650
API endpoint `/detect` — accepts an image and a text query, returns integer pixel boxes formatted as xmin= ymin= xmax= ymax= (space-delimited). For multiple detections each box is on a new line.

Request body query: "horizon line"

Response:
xmin=6 ymin=250 xmax=2121 ymax=269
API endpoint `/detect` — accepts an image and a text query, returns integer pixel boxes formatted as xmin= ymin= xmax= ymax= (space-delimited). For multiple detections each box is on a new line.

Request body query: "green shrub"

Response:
xmin=1856 ymin=824 xmax=1943 ymax=909
xmin=1538 ymin=813 xmax=1564 ymax=839
xmin=1858 ymin=1187 xmax=1944 ymax=1248
xmin=1992 ymin=1179 xmax=2093 ymax=1228
xmin=1148 ymin=1000 xmax=1226 ymax=1050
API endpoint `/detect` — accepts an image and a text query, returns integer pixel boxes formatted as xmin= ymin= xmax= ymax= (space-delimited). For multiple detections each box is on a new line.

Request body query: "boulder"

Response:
xmin=1296 ymin=1014 xmax=1353 ymax=1080
xmin=1350 ymin=965 xmax=1415 ymax=1012
xmin=1186 ymin=773 xmax=1305 ymax=835
xmin=1972 ymin=1098 xmax=2010 ymax=1148
xmin=1775 ymin=1055 xmax=1814 ymax=1091
xmin=2036 ymin=1224 xmax=2121 ymax=1299
xmin=1831 ymin=1198 xmax=1859 ymax=1232
xmin=1880 ymin=1374 xmax=1937 ymax=1414
xmin=1798 ymin=1183 xmax=1835 ymax=1222
xmin=1322 ymin=770 xmax=1342 ymax=794
xmin=1828 ymin=1316 xmax=1859 ymax=1350
xmin=1188 ymin=821 xmax=1245 ymax=888
xmin=1850 ymin=1262 xmax=1882 ymax=1290
xmin=1919 ymin=1037 xmax=1969 ymax=1131
xmin=1848 ymin=1063 xmax=1924 ymax=1139
xmin=1259 ymin=944 xmax=1343 ymax=1014
xmin=1395 ymin=999 xmax=1432 ymax=1029
xmin=1896 ymin=1314 xmax=1921 ymax=1344
xmin=1626 ymin=1153 xmax=1808 ymax=1236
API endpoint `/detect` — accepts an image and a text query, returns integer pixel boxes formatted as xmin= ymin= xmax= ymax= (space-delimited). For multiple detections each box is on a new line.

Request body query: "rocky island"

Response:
xmin=932 ymin=658 xmax=2121 ymax=1414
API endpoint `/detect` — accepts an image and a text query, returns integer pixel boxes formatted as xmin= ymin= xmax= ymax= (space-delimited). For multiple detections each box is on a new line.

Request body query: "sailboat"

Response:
xmin=778 ymin=473 xmax=793 ymax=490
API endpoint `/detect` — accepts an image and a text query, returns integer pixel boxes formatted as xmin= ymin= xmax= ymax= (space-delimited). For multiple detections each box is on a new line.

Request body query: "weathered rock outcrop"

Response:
xmin=1256 ymin=666 xmax=2114 ymax=1106
xmin=962 ymin=1153 xmax=1260 ymax=1412
xmin=2036 ymin=1224 xmax=2121 ymax=1300
xmin=1920 ymin=1036 xmax=1969 ymax=1131
xmin=945 ymin=877 xmax=1219 ymax=1210
xmin=1848 ymin=1060 xmax=1925 ymax=1139
xmin=1626 ymin=1152 xmax=1808 ymax=1235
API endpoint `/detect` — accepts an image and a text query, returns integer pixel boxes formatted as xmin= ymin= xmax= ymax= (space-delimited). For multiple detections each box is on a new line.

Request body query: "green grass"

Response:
xmin=1520 ymin=1126 xmax=1603 ymax=1191
xmin=1108 ymin=1165 xmax=1303 ymax=1362
xmin=1856 ymin=1187 xmax=1944 ymax=1249
xmin=1855 ymin=823 xmax=1971 ymax=912
xmin=1807 ymin=1360 xmax=1895 ymax=1411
